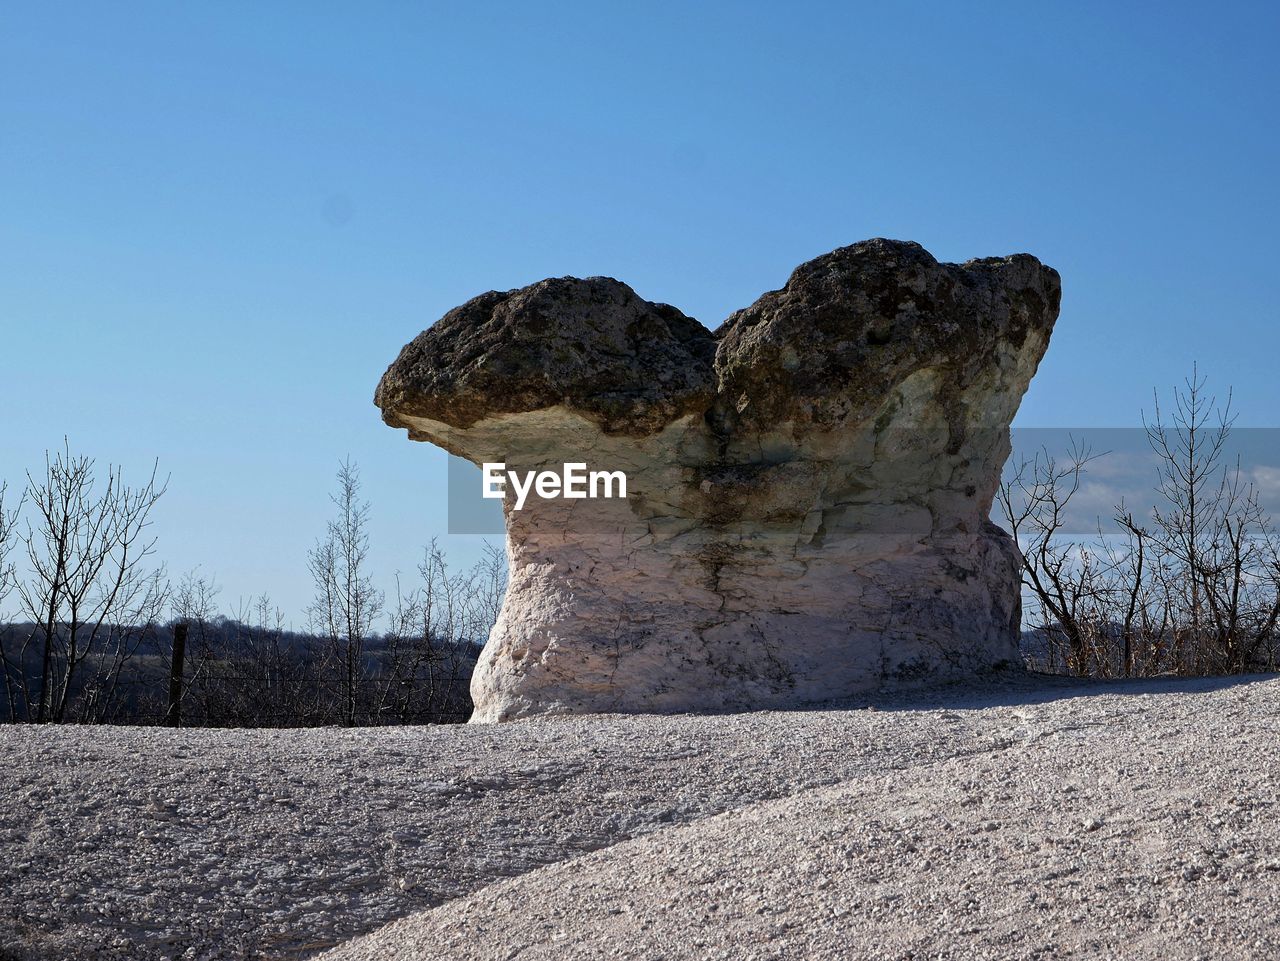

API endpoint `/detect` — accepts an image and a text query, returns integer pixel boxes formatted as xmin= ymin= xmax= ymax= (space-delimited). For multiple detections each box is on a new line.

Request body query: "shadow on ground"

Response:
xmin=791 ymin=669 xmax=1280 ymax=714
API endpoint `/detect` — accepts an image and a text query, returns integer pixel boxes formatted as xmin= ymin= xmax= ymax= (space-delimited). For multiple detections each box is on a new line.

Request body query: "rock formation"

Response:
xmin=376 ymin=239 xmax=1060 ymax=722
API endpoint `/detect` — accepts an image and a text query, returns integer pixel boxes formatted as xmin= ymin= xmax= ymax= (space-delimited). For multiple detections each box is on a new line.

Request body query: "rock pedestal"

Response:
xmin=376 ymin=240 xmax=1060 ymax=721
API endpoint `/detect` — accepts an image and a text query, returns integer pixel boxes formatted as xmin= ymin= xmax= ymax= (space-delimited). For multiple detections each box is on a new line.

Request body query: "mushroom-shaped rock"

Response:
xmin=377 ymin=240 xmax=1061 ymax=722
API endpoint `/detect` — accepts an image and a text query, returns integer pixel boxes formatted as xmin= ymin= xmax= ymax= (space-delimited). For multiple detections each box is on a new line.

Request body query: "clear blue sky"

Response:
xmin=3 ymin=1 xmax=1278 ymax=625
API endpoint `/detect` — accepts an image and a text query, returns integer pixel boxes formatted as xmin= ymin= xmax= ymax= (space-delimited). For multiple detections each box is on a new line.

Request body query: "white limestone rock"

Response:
xmin=375 ymin=239 xmax=1061 ymax=721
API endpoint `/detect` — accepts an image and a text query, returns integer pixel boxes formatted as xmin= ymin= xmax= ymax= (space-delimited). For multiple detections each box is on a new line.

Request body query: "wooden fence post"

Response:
xmin=167 ymin=622 xmax=187 ymax=728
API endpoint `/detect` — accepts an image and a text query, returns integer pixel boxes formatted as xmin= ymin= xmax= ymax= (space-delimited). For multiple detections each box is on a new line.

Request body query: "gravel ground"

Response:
xmin=1 ymin=674 xmax=1276 ymax=961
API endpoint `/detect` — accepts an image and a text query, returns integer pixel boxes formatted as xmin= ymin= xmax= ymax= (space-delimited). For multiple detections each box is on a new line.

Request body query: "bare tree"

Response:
xmin=229 ymin=594 xmax=312 ymax=725
xmin=307 ymin=459 xmax=383 ymax=726
xmin=2 ymin=451 xmax=506 ymax=727
xmin=154 ymin=588 xmax=320 ymax=727
xmin=10 ymin=442 xmax=168 ymax=722
xmin=471 ymin=540 xmax=508 ymax=634
xmin=168 ymin=569 xmax=222 ymax=719
xmin=201 ymin=594 xmax=300 ymax=726
xmin=1000 ymin=370 xmax=1280 ymax=679
xmin=415 ymin=539 xmax=503 ymax=719
xmin=1106 ymin=507 xmax=1152 ymax=676
xmin=0 ymin=482 xmax=25 ymax=719
xmin=373 ymin=540 xmax=504 ymax=723
xmin=997 ymin=439 xmax=1107 ymax=674
xmin=0 ymin=483 xmax=19 ymax=604
xmin=1143 ymin=368 xmax=1280 ymax=674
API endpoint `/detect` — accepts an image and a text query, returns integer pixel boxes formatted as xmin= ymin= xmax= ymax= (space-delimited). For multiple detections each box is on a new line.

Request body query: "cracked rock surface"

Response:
xmin=376 ymin=239 xmax=1061 ymax=721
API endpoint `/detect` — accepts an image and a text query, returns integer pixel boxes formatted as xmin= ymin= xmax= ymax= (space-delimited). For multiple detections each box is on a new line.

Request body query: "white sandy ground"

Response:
xmin=1 ymin=675 xmax=1277 ymax=961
